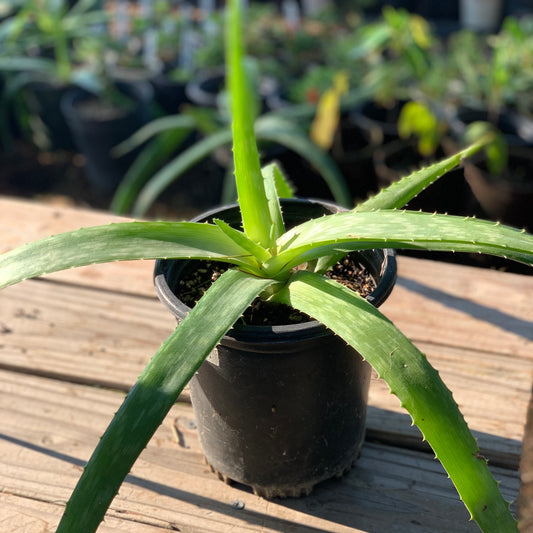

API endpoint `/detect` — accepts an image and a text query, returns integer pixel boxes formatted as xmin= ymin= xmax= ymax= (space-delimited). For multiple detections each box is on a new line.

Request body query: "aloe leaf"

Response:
xmin=56 ymin=268 xmax=275 ymax=533
xmin=131 ymin=129 xmax=233 ymax=217
xmin=128 ymin=114 xmax=337 ymax=218
xmin=267 ymin=210 xmax=533 ymax=274
xmin=111 ymin=129 xmax=192 ymax=215
xmin=313 ymin=139 xmax=491 ymax=273
xmin=263 ymin=161 xmax=295 ymax=199
xmin=279 ymin=271 xmax=517 ymax=533
xmin=227 ymin=0 xmax=273 ymax=248
xmin=112 ymin=114 xmax=198 ymax=158
xmin=261 ymin=162 xmax=287 ymax=242
xmin=213 ymin=219 xmax=271 ymax=263
xmin=255 ymin=115 xmax=352 ymax=208
xmin=0 ymin=221 xmax=261 ymax=289
xmin=357 ymin=137 xmax=489 ymax=212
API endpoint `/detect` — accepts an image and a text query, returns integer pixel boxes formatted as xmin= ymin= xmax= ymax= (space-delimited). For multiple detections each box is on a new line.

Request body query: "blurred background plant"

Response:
xmin=0 ymin=0 xmax=531 ymax=243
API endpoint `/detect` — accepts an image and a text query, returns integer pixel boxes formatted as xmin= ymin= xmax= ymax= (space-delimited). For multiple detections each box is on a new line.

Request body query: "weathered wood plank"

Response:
xmin=0 ymin=278 xmax=176 ymax=391
xmin=0 ymin=370 xmax=519 ymax=533
xmin=0 ymin=494 xmax=169 ymax=532
xmin=0 ymin=277 xmax=529 ymax=467
xmin=380 ymin=258 xmax=533 ymax=360
xmin=519 ymin=386 xmax=533 ymax=531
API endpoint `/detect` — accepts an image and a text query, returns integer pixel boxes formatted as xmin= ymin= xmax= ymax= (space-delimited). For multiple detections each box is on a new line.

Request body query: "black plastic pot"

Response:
xmin=61 ymin=80 xmax=153 ymax=194
xmin=150 ymin=73 xmax=190 ymax=115
xmin=350 ymin=99 xmax=408 ymax=146
xmin=463 ymin=145 xmax=533 ymax=232
xmin=185 ymin=68 xmax=279 ymax=113
xmin=23 ymin=80 xmax=76 ymax=151
xmin=449 ymin=106 xmax=533 ymax=147
xmin=154 ymin=199 xmax=397 ymax=499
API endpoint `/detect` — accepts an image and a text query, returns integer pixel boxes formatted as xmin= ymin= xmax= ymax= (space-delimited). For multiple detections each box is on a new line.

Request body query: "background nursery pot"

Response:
xmin=463 ymin=145 xmax=533 ymax=232
xmin=61 ymin=80 xmax=154 ymax=194
xmin=154 ymin=199 xmax=397 ymax=499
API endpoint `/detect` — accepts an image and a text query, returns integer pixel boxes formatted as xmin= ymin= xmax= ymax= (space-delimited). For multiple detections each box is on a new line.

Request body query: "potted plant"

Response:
xmin=59 ymin=31 xmax=156 ymax=195
xmin=61 ymin=80 xmax=154 ymax=195
xmin=0 ymin=1 xmax=531 ymax=531
xmin=349 ymin=6 xmax=437 ymax=145
xmin=446 ymin=20 xmax=533 ymax=145
xmin=109 ymin=95 xmax=352 ymax=216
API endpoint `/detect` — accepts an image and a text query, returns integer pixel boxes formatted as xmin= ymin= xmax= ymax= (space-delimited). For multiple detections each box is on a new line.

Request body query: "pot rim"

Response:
xmin=154 ymin=198 xmax=397 ymax=344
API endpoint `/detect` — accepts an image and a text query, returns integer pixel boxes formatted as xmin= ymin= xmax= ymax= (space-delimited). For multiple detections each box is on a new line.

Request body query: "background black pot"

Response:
xmin=463 ymin=145 xmax=533 ymax=232
xmin=449 ymin=106 xmax=533 ymax=147
xmin=22 ymin=80 xmax=76 ymax=151
xmin=61 ymin=80 xmax=154 ymax=195
xmin=351 ymin=99 xmax=408 ymax=146
xmin=154 ymin=199 xmax=397 ymax=499
xmin=150 ymin=72 xmax=190 ymax=115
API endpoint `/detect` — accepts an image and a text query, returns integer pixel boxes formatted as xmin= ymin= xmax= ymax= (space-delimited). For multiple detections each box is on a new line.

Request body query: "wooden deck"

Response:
xmin=0 ymin=196 xmax=531 ymax=532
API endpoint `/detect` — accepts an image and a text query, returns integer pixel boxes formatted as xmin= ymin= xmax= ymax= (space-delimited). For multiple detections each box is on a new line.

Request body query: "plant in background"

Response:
xmin=351 ymin=6 xmax=436 ymax=105
xmin=447 ymin=17 xmax=533 ymax=121
xmin=397 ymin=100 xmax=445 ymax=157
xmin=0 ymin=0 xmax=107 ymax=90
xmin=110 ymin=91 xmax=352 ymax=217
xmin=486 ymin=15 xmax=533 ymax=119
xmin=0 ymin=1 xmax=531 ymax=532
xmin=0 ymin=0 xmax=110 ymax=148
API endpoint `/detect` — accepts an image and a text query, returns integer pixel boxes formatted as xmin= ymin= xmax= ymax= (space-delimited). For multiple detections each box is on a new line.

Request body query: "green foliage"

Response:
xmin=464 ymin=122 xmax=509 ymax=175
xmin=0 ymin=0 xmax=107 ymax=87
xmin=111 ymin=113 xmax=352 ymax=216
xmin=397 ymin=100 xmax=441 ymax=156
xmin=446 ymin=16 xmax=533 ymax=116
xmin=0 ymin=1 xmax=531 ymax=532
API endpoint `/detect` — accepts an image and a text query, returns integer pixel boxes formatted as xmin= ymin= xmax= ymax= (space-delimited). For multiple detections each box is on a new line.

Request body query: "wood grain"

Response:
xmin=1 ymin=196 xmax=531 ymax=532
xmin=0 ymin=275 xmax=529 ymax=469
xmin=0 ymin=370 xmax=519 ymax=533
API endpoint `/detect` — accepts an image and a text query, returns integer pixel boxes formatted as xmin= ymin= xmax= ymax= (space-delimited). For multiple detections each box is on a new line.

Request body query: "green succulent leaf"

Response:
xmin=213 ymin=218 xmax=271 ymax=263
xmin=56 ymin=268 xmax=275 ymax=532
xmin=0 ymin=221 xmax=262 ymax=289
xmin=357 ymin=137 xmax=489 ymax=212
xmin=131 ymin=129 xmax=233 ymax=217
xmin=267 ymin=210 xmax=533 ymax=275
xmin=112 ymin=114 xmax=198 ymax=158
xmin=111 ymin=128 xmax=193 ymax=215
xmin=278 ymin=271 xmax=518 ymax=532
xmin=262 ymin=161 xmax=295 ymax=200
xmin=227 ymin=0 xmax=273 ymax=248
xmin=261 ymin=162 xmax=288 ymax=242
xmin=255 ymin=115 xmax=352 ymax=208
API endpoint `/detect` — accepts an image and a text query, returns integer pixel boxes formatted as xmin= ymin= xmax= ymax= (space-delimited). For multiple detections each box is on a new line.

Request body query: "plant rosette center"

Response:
xmin=175 ymin=253 xmax=377 ymax=327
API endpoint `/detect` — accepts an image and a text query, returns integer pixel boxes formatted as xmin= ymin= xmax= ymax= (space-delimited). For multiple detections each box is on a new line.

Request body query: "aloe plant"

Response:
xmin=0 ymin=1 xmax=531 ymax=531
xmin=110 ymin=98 xmax=352 ymax=216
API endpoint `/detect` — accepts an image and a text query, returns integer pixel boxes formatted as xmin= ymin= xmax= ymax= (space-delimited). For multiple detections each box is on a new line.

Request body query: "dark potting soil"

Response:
xmin=175 ymin=253 xmax=377 ymax=326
